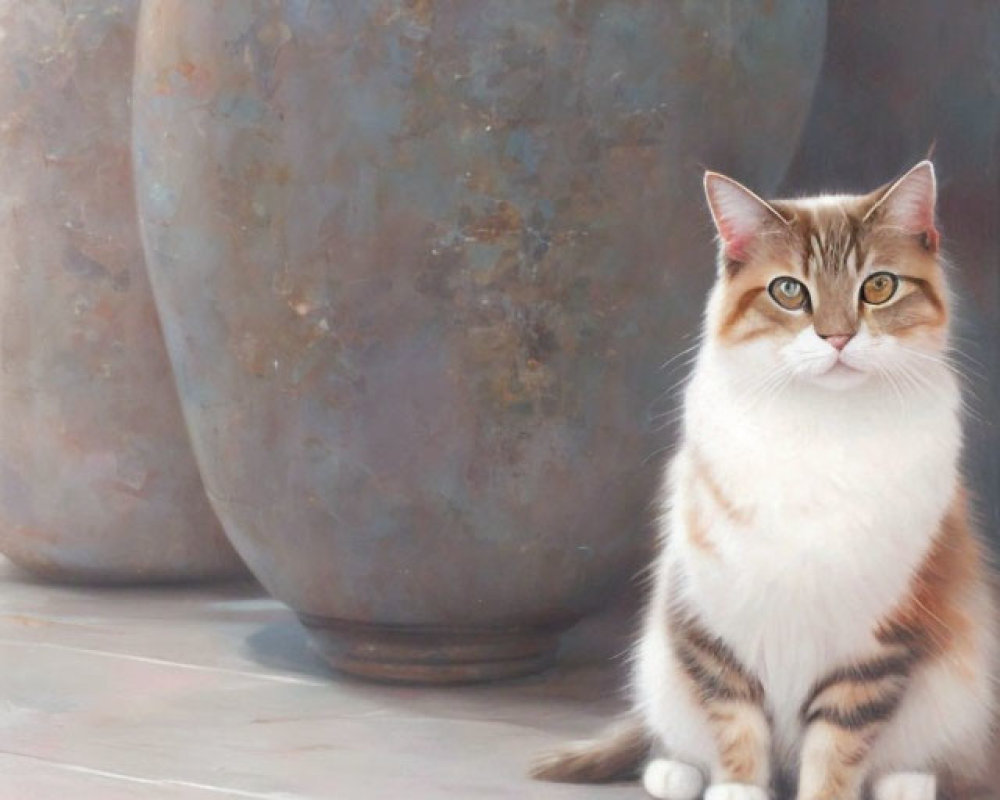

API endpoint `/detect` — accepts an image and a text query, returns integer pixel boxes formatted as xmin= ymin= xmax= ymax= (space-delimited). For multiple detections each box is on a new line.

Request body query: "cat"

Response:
xmin=532 ymin=161 xmax=998 ymax=800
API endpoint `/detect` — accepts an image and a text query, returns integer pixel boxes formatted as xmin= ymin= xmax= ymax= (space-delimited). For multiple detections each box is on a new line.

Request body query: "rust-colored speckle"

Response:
xmin=175 ymin=59 xmax=196 ymax=79
xmin=461 ymin=201 xmax=523 ymax=243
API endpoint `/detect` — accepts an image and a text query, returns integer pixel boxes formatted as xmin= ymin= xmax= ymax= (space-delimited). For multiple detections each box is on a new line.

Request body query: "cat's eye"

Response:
xmin=767 ymin=277 xmax=809 ymax=311
xmin=861 ymin=272 xmax=899 ymax=306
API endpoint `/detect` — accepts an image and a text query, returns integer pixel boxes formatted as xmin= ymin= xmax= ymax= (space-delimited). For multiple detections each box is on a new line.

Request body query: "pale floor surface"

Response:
xmin=0 ymin=557 xmax=641 ymax=799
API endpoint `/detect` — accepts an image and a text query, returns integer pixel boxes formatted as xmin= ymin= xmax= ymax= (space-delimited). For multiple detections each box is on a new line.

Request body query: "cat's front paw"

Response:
xmin=704 ymin=784 xmax=770 ymax=800
xmin=642 ymin=758 xmax=704 ymax=800
xmin=872 ymin=772 xmax=936 ymax=800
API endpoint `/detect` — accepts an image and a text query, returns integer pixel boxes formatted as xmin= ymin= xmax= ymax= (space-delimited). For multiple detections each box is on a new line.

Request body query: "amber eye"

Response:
xmin=767 ymin=277 xmax=809 ymax=311
xmin=861 ymin=272 xmax=899 ymax=305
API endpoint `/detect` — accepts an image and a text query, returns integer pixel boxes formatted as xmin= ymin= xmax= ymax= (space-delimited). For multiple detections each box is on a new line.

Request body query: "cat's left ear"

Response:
xmin=864 ymin=160 xmax=939 ymax=252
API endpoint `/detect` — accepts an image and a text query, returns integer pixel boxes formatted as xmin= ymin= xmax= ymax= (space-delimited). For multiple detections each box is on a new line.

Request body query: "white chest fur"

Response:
xmin=667 ymin=348 xmax=962 ymax=750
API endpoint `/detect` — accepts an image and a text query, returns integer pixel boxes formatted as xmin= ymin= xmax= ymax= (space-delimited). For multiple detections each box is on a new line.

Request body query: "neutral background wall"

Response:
xmin=779 ymin=0 xmax=1000 ymax=547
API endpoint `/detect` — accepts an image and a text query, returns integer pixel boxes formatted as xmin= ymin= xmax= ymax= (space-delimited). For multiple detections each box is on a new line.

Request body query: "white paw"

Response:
xmin=704 ymin=784 xmax=769 ymax=800
xmin=873 ymin=772 xmax=936 ymax=800
xmin=642 ymin=758 xmax=705 ymax=800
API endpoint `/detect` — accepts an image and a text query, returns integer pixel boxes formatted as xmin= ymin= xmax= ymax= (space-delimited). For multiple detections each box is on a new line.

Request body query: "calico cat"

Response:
xmin=532 ymin=162 xmax=998 ymax=800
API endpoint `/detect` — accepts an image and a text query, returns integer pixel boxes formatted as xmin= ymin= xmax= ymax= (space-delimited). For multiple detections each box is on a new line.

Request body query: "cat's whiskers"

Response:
xmin=641 ymin=442 xmax=677 ymax=467
xmin=649 ymin=349 xmax=705 ymax=433
xmin=874 ymin=363 xmax=909 ymax=412
xmin=658 ymin=339 xmax=704 ymax=372
xmin=734 ymin=362 xmax=795 ymax=412
xmin=892 ymin=366 xmax=944 ymax=414
xmin=899 ymin=344 xmax=982 ymax=381
xmin=648 ymin=374 xmax=698 ymax=433
xmin=894 ymin=347 xmax=990 ymax=425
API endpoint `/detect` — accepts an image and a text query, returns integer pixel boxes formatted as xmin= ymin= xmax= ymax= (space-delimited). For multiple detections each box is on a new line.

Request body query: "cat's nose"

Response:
xmin=822 ymin=334 xmax=853 ymax=351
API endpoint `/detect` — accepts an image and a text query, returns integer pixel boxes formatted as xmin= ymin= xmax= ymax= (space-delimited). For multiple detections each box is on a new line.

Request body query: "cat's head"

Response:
xmin=702 ymin=162 xmax=948 ymax=392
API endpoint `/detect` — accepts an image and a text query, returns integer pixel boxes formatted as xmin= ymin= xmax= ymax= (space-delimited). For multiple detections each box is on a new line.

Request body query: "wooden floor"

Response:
xmin=0 ymin=557 xmax=996 ymax=798
xmin=0 ymin=557 xmax=636 ymax=799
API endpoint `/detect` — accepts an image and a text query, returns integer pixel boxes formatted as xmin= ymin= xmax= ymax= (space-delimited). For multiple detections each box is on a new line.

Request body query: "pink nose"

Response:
xmin=824 ymin=334 xmax=853 ymax=351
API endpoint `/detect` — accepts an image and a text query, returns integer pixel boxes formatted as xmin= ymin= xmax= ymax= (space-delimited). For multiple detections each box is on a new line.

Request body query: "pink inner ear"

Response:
xmin=905 ymin=197 xmax=936 ymax=234
xmin=721 ymin=230 xmax=753 ymax=262
xmin=704 ymin=172 xmax=791 ymax=264
xmin=705 ymin=177 xmax=772 ymax=262
xmin=878 ymin=162 xmax=938 ymax=245
xmin=899 ymin=197 xmax=939 ymax=251
xmin=902 ymin=196 xmax=938 ymax=249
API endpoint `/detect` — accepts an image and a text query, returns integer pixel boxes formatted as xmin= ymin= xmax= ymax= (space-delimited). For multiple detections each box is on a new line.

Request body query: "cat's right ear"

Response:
xmin=704 ymin=172 xmax=789 ymax=266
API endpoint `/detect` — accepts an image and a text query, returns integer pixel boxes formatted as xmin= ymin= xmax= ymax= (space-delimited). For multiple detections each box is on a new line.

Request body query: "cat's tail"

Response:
xmin=530 ymin=716 xmax=649 ymax=784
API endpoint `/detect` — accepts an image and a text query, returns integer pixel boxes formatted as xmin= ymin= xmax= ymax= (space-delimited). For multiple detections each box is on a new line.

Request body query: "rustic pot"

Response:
xmin=134 ymin=0 xmax=825 ymax=681
xmin=0 ymin=0 xmax=245 ymax=583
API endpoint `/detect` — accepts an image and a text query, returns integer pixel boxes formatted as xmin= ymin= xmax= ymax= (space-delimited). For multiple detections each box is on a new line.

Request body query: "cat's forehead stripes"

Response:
xmin=773 ymin=196 xmax=872 ymax=278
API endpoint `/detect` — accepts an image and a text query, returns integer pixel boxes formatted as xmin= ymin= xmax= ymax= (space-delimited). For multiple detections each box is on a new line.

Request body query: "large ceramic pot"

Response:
xmin=0 ymin=0 xmax=244 ymax=582
xmin=134 ymin=0 xmax=826 ymax=681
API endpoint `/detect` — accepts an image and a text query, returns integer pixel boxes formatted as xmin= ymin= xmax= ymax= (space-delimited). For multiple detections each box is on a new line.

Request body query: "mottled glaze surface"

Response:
xmin=134 ymin=1 xmax=825 ymax=678
xmin=0 ymin=1 xmax=244 ymax=582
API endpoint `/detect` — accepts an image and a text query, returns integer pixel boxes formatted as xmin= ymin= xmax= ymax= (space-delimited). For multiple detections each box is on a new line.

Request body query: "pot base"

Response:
xmin=299 ymin=615 xmax=561 ymax=684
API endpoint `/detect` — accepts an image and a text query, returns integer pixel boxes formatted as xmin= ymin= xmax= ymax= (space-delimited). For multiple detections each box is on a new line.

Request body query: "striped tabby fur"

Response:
xmin=532 ymin=162 xmax=998 ymax=800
